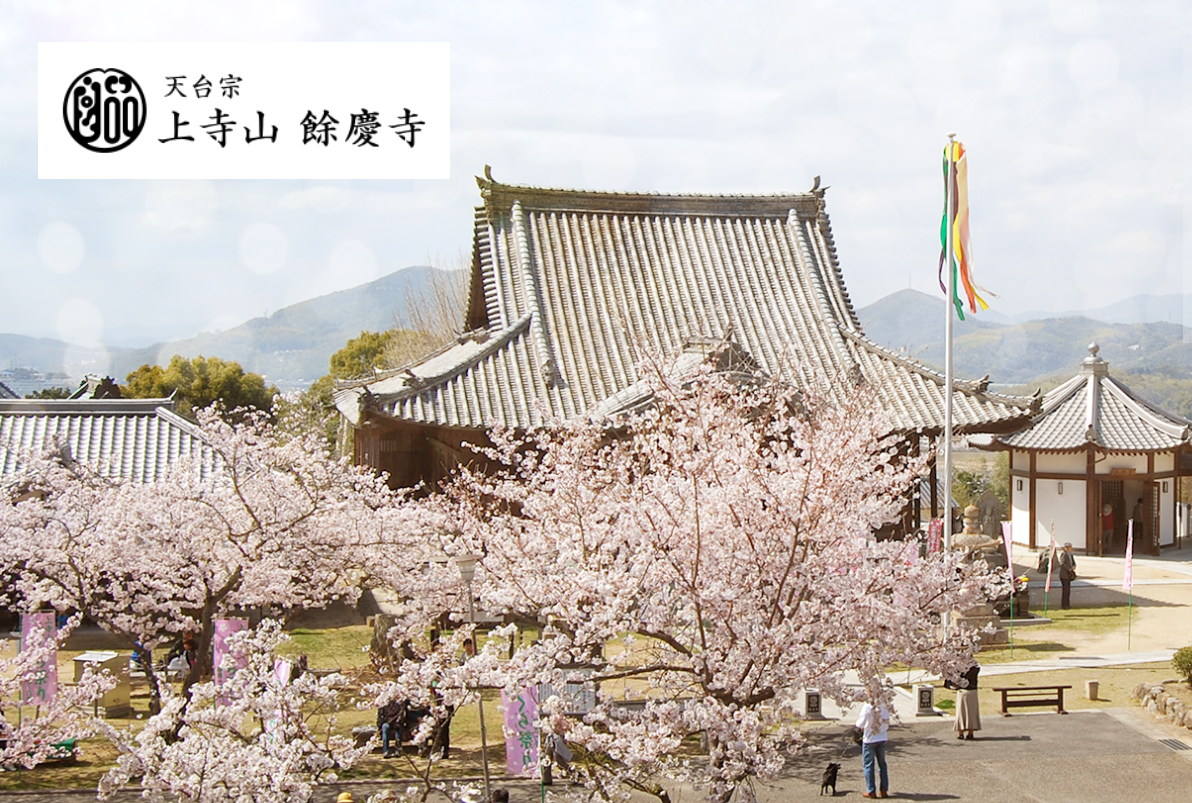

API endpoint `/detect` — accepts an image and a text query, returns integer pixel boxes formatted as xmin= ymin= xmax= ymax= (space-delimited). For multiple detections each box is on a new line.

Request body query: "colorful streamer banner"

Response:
xmin=20 ymin=612 xmax=58 ymax=706
xmin=939 ymin=140 xmax=992 ymax=320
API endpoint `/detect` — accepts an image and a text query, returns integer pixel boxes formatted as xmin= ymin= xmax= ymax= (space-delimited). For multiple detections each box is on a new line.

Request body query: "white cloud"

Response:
xmin=142 ymin=180 xmax=218 ymax=233
xmin=56 ymin=296 xmax=104 ymax=347
xmin=277 ymin=187 xmax=352 ymax=214
xmin=37 ymin=220 xmax=84 ymax=274
xmin=240 ymin=222 xmax=289 ymax=276
xmin=0 ymin=0 xmax=1187 ymax=346
xmin=1067 ymin=39 xmax=1119 ymax=91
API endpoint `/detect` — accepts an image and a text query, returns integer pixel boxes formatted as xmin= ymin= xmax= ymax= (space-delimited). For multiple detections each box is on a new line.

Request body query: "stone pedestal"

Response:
xmin=74 ymin=650 xmax=131 ymax=717
xmin=953 ymin=601 xmax=1008 ymax=645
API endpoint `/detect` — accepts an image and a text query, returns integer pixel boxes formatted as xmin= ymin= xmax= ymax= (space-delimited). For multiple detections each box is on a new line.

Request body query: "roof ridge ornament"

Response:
xmin=1082 ymin=341 xmax=1108 ymax=375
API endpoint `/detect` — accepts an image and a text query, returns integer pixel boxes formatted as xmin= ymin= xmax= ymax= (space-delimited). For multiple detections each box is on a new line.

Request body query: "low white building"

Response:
xmin=987 ymin=344 xmax=1191 ymax=555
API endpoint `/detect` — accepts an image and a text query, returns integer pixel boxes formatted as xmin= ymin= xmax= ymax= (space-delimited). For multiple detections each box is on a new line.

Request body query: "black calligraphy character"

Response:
xmin=165 ymin=76 xmax=187 ymax=98
xmin=301 ymin=110 xmax=339 ymax=146
xmin=244 ymin=111 xmax=278 ymax=144
xmin=346 ymin=109 xmax=381 ymax=147
xmin=389 ymin=108 xmax=424 ymax=148
xmin=220 ymin=75 xmax=242 ymax=99
xmin=202 ymin=109 xmax=236 ymax=147
xmin=159 ymin=111 xmax=195 ymax=143
xmin=193 ymin=75 xmax=212 ymax=99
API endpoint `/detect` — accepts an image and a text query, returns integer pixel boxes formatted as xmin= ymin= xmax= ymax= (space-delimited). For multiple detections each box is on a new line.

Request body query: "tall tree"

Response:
xmin=99 ymin=621 xmax=368 ymax=803
xmin=402 ymin=360 xmax=998 ymax=803
xmin=123 ymin=355 xmax=277 ymax=419
xmin=24 ymin=386 xmax=73 ymax=400
xmin=0 ymin=619 xmax=113 ymax=770
xmin=0 ymin=407 xmax=406 ymax=711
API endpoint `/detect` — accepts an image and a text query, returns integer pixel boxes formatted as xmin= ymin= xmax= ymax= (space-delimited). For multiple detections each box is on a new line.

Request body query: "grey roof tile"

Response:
xmin=0 ymin=398 xmax=217 ymax=482
xmin=995 ymin=350 xmax=1191 ymax=453
xmin=336 ymin=176 xmax=1036 ymax=433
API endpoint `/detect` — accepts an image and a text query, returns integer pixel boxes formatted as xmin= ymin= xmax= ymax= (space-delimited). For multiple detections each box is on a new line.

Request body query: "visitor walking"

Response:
xmin=856 ymin=699 xmax=891 ymax=798
xmin=1057 ymin=542 xmax=1077 ymax=610
xmin=949 ymin=662 xmax=981 ymax=740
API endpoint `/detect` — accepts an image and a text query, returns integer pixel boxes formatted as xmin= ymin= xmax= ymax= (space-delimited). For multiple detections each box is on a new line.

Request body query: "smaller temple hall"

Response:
xmin=987 ymin=344 xmax=1191 ymax=555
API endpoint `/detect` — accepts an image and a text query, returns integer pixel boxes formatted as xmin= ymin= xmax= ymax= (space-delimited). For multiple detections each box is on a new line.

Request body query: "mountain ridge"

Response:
xmin=1 ymin=266 xmax=452 ymax=391
xmin=4 ymin=282 xmax=1189 ymax=411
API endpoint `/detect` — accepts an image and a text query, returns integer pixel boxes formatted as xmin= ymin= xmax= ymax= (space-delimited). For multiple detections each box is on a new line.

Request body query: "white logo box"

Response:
xmin=39 ymin=42 xmax=450 ymax=180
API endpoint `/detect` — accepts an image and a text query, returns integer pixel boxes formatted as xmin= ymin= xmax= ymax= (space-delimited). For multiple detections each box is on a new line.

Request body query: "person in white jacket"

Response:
xmin=856 ymin=700 xmax=891 ymax=798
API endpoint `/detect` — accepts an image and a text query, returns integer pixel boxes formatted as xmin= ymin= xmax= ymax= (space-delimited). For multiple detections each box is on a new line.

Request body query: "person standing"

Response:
xmin=1133 ymin=498 xmax=1146 ymax=547
xmin=1056 ymin=542 xmax=1077 ymax=610
xmin=951 ymin=662 xmax=981 ymax=740
xmin=1100 ymin=503 xmax=1115 ymax=553
xmin=377 ymin=699 xmax=405 ymax=758
xmin=856 ymin=700 xmax=891 ymax=799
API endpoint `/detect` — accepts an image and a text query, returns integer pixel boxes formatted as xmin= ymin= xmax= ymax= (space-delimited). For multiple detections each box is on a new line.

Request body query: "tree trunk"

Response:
xmin=183 ymin=603 xmax=217 ymax=699
xmin=143 ymin=659 xmax=163 ymax=715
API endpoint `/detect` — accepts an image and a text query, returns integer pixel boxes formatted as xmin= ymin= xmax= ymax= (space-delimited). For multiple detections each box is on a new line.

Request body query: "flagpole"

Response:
xmin=943 ymin=133 xmax=956 ymax=556
xmin=1125 ymin=520 xmax=1135 ymax=651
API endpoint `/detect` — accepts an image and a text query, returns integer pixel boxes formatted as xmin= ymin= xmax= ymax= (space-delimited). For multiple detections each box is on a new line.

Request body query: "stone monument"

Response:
xmin=951 ymin=504 xmax=1008 ymax=645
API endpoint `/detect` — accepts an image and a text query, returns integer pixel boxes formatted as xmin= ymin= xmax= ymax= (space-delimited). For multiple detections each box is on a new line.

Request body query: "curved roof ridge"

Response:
xmin=837 ymin=325 xmax=1035 ymax=405
xmin=1037 ymin=374 xmax=1089 ymax=414
xmin=371 ymin=314 xmax=534 ymax=405
xmin=1100 ymin=374 xmax=1192 ymax=438
xmin=477 ymin=173 xmax=822 ymax=202
xmin=477 ymin=174 xmax=825 ymax=218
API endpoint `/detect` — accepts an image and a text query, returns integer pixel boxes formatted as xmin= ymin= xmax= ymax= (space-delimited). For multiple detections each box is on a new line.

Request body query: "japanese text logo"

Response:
xmin=63 ymin=68 xmax=146 ymax=153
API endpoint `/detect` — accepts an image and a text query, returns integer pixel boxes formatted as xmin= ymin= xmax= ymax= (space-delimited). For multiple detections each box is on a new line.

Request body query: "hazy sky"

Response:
xmin=4 ymin=0 xmax=1188 ymax=352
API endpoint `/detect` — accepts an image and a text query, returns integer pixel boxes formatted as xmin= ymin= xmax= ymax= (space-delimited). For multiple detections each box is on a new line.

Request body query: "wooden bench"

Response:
xmin=992 ymin=685 xmax=1071 ymax=715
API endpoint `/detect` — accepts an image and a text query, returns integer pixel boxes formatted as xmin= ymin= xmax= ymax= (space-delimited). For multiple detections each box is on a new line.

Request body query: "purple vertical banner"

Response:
xmin=274 ymin=658 xmax=293 ymax=687
xmin=927 ymin=519 xmax=943 ymax=554
xmin=20 ymin=612 xmax=58 ymax=706
xmin=501 ymin=685 xmax=539 ymax=776
xmin=214 ymin=618 xmax=249 ymax=692
xmin=1001 ymin=521 xmax=1014 ymax=568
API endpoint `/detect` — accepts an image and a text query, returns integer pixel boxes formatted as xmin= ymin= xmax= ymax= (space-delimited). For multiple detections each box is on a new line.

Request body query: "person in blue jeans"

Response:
xmin=856 ymin=700 xmax=891 ymax=798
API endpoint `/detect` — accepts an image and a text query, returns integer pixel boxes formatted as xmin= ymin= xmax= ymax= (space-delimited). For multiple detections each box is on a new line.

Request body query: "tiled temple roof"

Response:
xmin=0 ymin=397 xmax=218 ymax=482
xmin=993 ymin=344 xmax=1192 ymax=454
xmin=336 ymin=173 xmax=1036 ymax=433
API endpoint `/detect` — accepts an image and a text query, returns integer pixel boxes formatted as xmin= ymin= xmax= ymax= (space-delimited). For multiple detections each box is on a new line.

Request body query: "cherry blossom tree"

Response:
xmin=0 ymin=618 xmax=114 ymax=770
xmin=0 ymin=407 xmax=409 ymax=710
xmin=98 ymin=619 xmax=368 ymax=803
xmin=415 ymin=361 xmax=998 ymax=803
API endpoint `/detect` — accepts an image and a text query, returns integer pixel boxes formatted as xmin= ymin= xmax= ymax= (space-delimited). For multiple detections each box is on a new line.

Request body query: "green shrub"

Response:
xmin=1173 ymin=646 xmax=1192 ymax=687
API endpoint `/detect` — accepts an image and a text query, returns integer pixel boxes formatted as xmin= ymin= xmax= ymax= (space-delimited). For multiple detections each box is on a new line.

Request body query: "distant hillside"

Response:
xmin=6 ymin=280 xmax=1189 ymax=407
xmin=858 ymin=290 xmax=1192 ymax=418
xmin=0 ymin=334 xmax=130 ymax=391
xmin=858 ymin=289 xmax=1004 ymax=357
xmin=1012 ymin=292 xmax=1192 ymax=327
xmin=0 ymin=266 xmax=459 ymax=392
xmin=110 ymin=266 xmax=454 ymax=387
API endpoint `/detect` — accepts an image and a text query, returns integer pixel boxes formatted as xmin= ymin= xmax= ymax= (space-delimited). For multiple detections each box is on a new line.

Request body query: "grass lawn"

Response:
xmin=276 ymin=625 xmax=375 ymax=670
xmin=927 ymin=661 xmax=1178 ymax=717
xmin=975 ymin=603 xmax=1133 ymax=664
xmin=0 ymin=625 xmax=510 ymax=791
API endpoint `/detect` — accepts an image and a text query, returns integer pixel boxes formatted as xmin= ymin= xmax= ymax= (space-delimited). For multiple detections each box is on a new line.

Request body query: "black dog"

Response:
xmin=820 ymin=762 xmax=841 ymax=795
